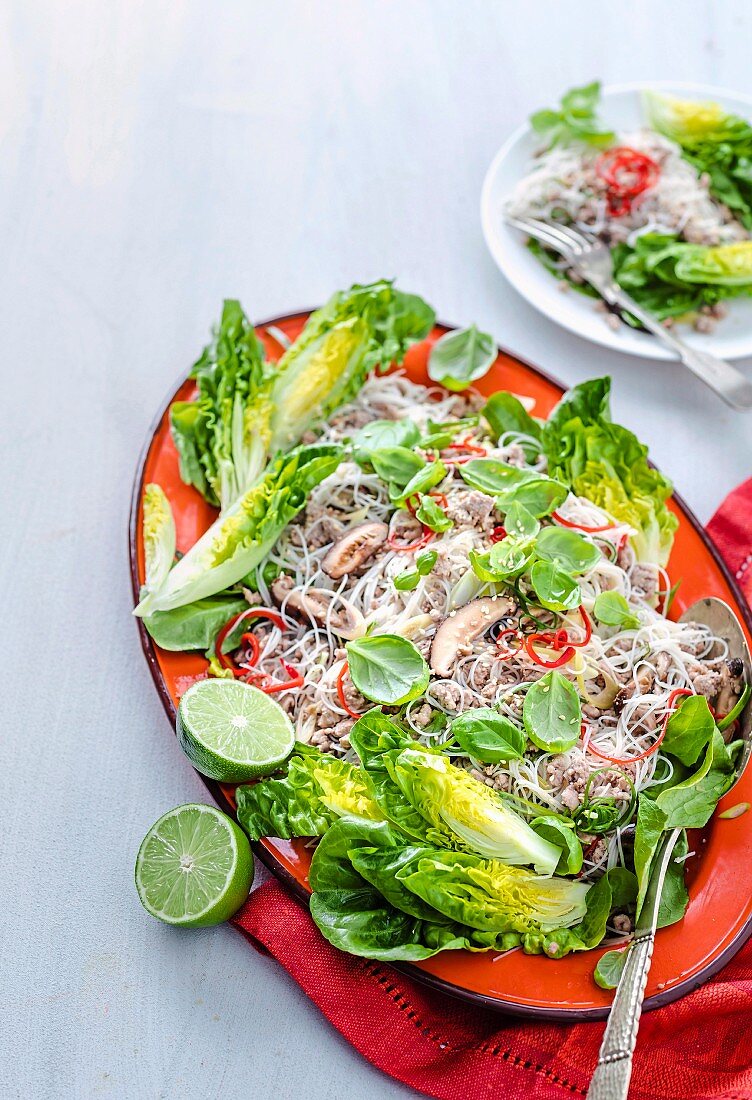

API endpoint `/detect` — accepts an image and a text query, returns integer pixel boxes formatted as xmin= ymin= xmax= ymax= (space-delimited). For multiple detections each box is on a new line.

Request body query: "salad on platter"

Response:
xmin=506 ymin=82 xmax=752 ymax=333
xmin=133 ymin=281 xmax=749 ymax=988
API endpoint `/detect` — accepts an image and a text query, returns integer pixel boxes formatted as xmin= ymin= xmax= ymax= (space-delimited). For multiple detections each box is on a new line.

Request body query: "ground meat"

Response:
xmin=469 ymin=765 xmax=511 ymax=792
xmin=327 ymin=408 xmax=372 ymax=434
xmin=339 ymin=669 xmax=368 ymax=713
xmin=693 ymin=313 xmax=716 ymax=334
xmin=411 ymin=703 xmax=435 ymax=729
xmin=613 ymin=664 xmax=656 ymax=714
xmin=445 ymin=490 xmax=497 ymax=532
xmin=584 ymin=838 xmax=608 ymax=864
xmin=546 ymin=752 xmax=632 ymax=811
xmin=307 ymin=514 xmax=345 ymax=550
xmin=389 ymin=511 xmax=423 ymax=543
xmin=612 ymin=914 xmax=632 ymax=934
xmin=241 ymin=588 xmax=264 ymax=606
xmin=690 ymin=667 xmax=722 ymax=698
xmin=430 ymin=680 xmax=463 ymax=713
xmin=716 ymin=658 xmax=744 ymax=717
xmin=310 ymin=727 xmax=348 ymax=756
xmin=678 ymin=630 xmax=706 ymax=657
xmin=630 ymin=563 xmax=659 ymax=602
xmin=499 ymin=442 xmax=528 ymax=469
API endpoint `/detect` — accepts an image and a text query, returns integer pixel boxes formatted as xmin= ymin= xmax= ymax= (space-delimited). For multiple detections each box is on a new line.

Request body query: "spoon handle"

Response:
xmin=587 ymin=828 xmax=682 ymax=1100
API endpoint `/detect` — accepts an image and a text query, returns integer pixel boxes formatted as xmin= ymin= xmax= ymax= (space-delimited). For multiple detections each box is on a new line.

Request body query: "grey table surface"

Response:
xmin=4 ymin=2 xmax=752 ymax=1098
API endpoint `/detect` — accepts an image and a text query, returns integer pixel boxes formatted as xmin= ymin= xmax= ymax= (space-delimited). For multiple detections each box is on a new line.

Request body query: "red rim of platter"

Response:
xmin=130 ymin=312 xmax=752 ymax=1020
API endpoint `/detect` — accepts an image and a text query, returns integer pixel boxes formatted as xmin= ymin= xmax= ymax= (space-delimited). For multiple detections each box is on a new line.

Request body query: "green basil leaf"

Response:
xmin=420 ymin=416 xmax=479 ymax=450
xmin=523 ymin=670 xmax=581 ymax=752
xmin=352 ymin=419 xmax=420 ymax=455
xmin=593 ymin=590 xmax=640 ymax=630
xmin=393 ymin=571 xmax=420 ymax=592
xmin=497 ymin=477 xmax=568 ymax=518
xmin=656 ymin=728 xmax=738 ymax=829
xmin=482 ymin=392 xmax=542 ymax=444
xmin=370 ymin=447 xmax=425 ymax=487
xmin=503 ymin=502 xmax=540 ymax=538
xmin=634 ymin=795 xmax=668 ymax=918
xmin=594 ymin=948 xmax=628 ymax=990
xmin=346 ymin=634 xmax=430 ymax=706
xmin=414 ymin=494 xmax=453 ymax=533
xmin=392 ymin=460 xmax=448 ymax=507
xmin=415 ymin=549 xmax=438 ymax=575
xmin=489 ymin=535 xmax=535 ymax=579
xmin=459 ymin=458 xmax=537 ymax=495
xmin=450 ymin=708 xmax=526 ymax=762
xmin=535 ymin=526 xmax=601 ymax=574
xmin=530 ymin=816 xmax=583 ymax=874
xmin=655 ymin=829 xmax=689 ymax=929
xmin=661 ymin=695 xmax=716 ymax=766
xmin=468 ymin=549 xmax=500 ymax=583
xmin=530 ymin=559 xmax=581 ymax=611
xmin=427 ymin=325 xmax=497 ymax=391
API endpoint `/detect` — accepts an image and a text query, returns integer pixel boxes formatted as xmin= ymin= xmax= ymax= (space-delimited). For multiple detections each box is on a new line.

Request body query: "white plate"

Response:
xmin=481 ymin=80 xmax=752 ymax=361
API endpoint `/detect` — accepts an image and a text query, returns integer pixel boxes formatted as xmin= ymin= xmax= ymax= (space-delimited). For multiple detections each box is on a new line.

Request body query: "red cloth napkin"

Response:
xmin=232 ymin=481 xmax=752 ymax=1100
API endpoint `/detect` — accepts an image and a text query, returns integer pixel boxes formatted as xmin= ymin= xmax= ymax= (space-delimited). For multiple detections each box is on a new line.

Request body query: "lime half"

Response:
xmin=135 ymin=803 xmax=253 ymax=927
xmin=176 ymin=678 xmax=295 ymax=782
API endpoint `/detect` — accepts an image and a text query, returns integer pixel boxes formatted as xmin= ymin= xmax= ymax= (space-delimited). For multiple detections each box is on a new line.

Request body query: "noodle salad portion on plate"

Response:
xmin=134 ymin=283 xmax=749 ymax=984
xmin=506 ymin=82 xmax=752 ymax=335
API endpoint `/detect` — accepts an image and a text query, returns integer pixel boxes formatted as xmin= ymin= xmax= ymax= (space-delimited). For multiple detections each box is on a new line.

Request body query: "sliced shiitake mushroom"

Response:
xmin=321 ymin=521 xmax=389 ymax=579
xmin=429 ymin=596 xmax=516 ymax=677
xmin=271 ymin=576 xmax=365 ymax=639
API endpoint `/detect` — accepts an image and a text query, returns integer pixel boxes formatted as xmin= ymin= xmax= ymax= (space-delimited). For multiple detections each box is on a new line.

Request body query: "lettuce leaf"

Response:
xmin=542 ymin=377 xmax=678 ymax=567
xmin=235 ymin=747 xmax=383 ymax=840
xmin=267 ymin=281 xmax=434 ymax=454
xmin=395 ymin=849 xmax=590 ymax=934
xmin=644 ymin=91 xmax=752 ymax=229
xmin=171 ymin=284 xmax=434 ymax=512
xmin=520 ymin=867 xmax=636 ymax=959
xmin=308 ymin=816 xmax=481 ymax=960
xmin=141 ymin=484 xmax=176 ymax=595
xmin=142 ymin=593 xmax=248 ymax=652
xmin=385 ymin=747 xmax=561 ymax=874
xmin=171 ymin=300 xmax=272 ymax=510
xmin=133 ymin=444 xmax=342 ymax=614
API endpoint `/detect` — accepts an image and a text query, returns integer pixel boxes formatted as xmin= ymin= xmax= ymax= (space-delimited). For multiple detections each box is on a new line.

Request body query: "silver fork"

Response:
xmin=506 ymin=214 xmax=752 ymax=410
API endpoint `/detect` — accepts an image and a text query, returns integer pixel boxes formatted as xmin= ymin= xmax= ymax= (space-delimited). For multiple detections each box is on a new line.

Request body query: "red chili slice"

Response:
xmin=215 ymin=607 xmax=287 ymax=676
xmin=585 ymin=687 xmax=692 ymax=765
xmin=524 ymin=633 xmax=575 ymax=668
xmin=594 ymin=146 xmax=660 ymax=218
xmin=568 ymin=605 xmax=592 ymax=649
xmin=490 ymin=525 xmax=507 ymax=543
xmin=495 ymin=628 xmax=522 ymax=660
xmin=551 ymin=510 xmax=615 ymax=534
xmin=256 ymin=659 xmax=304 ymax=695
xmin=387 ymin=527 xmax=436 ymax=553
xmin=440 ymin=438 xmax=488 ymax=465
xmin=336 ymin=660 xmax=366 ymax=718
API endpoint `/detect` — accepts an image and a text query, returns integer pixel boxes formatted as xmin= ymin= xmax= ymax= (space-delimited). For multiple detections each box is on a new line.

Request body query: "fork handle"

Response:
xmin=601 ymin=283 xmax=752 ymax=411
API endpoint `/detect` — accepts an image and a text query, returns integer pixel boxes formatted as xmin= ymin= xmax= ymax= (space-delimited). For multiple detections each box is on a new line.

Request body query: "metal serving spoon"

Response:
xmin=587 ymin=597 xmax=752 ymax=1100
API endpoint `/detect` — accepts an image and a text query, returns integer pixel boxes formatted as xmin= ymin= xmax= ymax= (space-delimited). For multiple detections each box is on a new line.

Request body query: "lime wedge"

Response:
xmin=135 ymin=803 xmax=253 ymax=927
xmin=176 ymin=678 xmax=295 ymax=782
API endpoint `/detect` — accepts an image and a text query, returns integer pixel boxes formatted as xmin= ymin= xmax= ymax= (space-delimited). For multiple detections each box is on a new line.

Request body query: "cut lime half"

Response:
xmin=135 ymin=803 xmax=253 ymax=927
xmin=177 ymin=678 xmax=295 ymax=783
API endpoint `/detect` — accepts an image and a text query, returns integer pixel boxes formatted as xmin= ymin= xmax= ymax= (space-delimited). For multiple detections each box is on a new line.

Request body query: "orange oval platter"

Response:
xmin=130 ymin=313 xmax=752 ymax=1019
